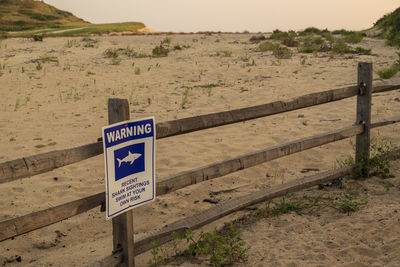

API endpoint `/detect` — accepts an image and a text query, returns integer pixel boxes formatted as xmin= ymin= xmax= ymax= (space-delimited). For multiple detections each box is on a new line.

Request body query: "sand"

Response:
xmin=0 ymin=33 xmax=399 ymax=266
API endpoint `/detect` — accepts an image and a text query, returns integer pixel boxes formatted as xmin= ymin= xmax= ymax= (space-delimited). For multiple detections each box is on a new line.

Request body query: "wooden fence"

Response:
xmin=1 ymin=63 xmax=400 ymax=266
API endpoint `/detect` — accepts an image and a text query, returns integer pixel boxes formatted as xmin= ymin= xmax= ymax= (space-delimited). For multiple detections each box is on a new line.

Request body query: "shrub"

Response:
xmin=269 ymin=29 xmax=289 ymax=40
xmin=249 ymin=35 xmax=266 ymax=43
xmin=282 ymin=35 xmax=299 ymax=47
xmin=259 ymin=41 xmax=279 ymax=51
xmin=300 ymin=27 xmax=322 ymax=35
xmin=332 ymin=41 xmax=353 ymax=54
xmin=174 ymin=44 xmax=182 ymax=50
xmin=354 ymin=47 xmax=371 ymax=55
xmin=104 ymin=48 xmax=119 ymax=58
xmin=377 ymin=66 xmax=398 ymax=79
xmin=152 ymin=45 xmax=169 ymax=57
xmin=343 ymin=32 xmax=364 ymax=43
xmin=298 ymin=45 xmax=316 ymax=53
xmin=273 ymin=46 xmax=292 ymax=59
xmin=32 ymin=34 xmax=43 ymax=42
xmin=162 ymin=36 xmax=171 ymax=45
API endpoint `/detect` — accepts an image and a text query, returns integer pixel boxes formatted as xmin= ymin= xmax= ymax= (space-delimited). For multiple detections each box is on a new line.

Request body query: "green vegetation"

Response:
xmin=374 ymin=7 xmax=400 ymax=46
xmin=338 ymin=136 xmax=398 ymax=179
xmin=147 ymin=241 xmax=165 ymax=266
xmin=249 ymin=35 xmax=266 ymax=43
xmin=331 ymin=194 xmax=362 ymax=215
xmin=376 ymin=52 xmax=400 ymax=79
xmin=343 ymin=32 xmax=364 ymax=43
xmin=273 ymin=46 xmax=292 ymax=59
xmin=32 ymin=34 xmax=43 ymax=41
xmin=269 ymin=29 xmax=290 ymax=41
xmin=258 ymin=41 xmax=279 ymax=51
xmin=152 ymin=45 xmax=169 ymax=57
xmin=177 ymin=225 xmax=249 ymax=267
xmin=265 ymin=28 xmax=371 ymax=56
xmin=268 ymin=196 xmax=321 ymax=215
xmin=53 ymin=22 xmax=145 ymax=36
xmin=377 ymin=67 xmax=398 ymax=79
xmin=216 ymin=50 xmax=232 ymax=57
xmin=0 ymin=0 xmax=88 ymax=32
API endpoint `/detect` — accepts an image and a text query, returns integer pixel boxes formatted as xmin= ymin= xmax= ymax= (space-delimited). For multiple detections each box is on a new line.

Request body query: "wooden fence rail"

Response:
xmin=1 ymin=115 xmax=400 ymax=242
xmin=1 ymin=83 xmax=399 ymax=184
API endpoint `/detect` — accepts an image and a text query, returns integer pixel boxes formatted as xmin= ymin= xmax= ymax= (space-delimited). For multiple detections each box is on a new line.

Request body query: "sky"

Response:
xmin=45 ymin=0 xmax=399 ymax=33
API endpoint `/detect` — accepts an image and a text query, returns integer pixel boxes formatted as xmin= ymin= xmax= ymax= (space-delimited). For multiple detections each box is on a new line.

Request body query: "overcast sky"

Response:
xmin=45 ymin=0 xmax=399 ymax=32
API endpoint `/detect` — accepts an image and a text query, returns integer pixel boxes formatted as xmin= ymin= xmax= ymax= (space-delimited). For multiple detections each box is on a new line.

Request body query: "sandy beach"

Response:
xmin=0 ymin=33 xmax=400 ymax=266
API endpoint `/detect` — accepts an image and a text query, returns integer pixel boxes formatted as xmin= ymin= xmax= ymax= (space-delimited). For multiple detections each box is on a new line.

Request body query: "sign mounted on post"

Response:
xmin=102 ymin=117 xmax=156 ymax=219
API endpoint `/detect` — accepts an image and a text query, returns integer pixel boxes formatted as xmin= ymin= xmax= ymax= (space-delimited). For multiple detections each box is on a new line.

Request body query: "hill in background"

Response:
xmin=0 ymin=0 xmax=89 ymax=32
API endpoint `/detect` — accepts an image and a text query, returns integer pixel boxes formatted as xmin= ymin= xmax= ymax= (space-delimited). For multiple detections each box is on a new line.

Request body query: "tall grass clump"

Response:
xmin=377 ymin=67 xmax=398 ymax=79
xmin=152 ymin=45 xmax=169 ymax=57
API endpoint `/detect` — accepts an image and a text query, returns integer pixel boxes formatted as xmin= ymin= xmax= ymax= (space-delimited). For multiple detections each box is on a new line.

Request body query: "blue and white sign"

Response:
xmin=102 ymin=117 xmax=155 ymax=219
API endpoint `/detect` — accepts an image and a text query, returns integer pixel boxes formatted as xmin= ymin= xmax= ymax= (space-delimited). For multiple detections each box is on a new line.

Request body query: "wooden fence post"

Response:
xmin=355 ymin=62 xmax=372 ymax=177
xmin=108 ymin=98 xmax=135 ymax=267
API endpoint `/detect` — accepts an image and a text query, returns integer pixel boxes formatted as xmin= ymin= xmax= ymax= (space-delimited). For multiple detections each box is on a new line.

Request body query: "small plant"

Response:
xmin=32 ymin=34 xmax=43 ymax=42
xmin=337 ymin=136 xmax=398 ymax=179
xmin=104 ymin=48 xmax=120 ymax=58
xmin=331 ymin=194 xmax=362 ymax=215
xmin=298 ymin=45 xmax=316 ymax=53
xmin=134 ymin=67 xmax=141 ymax=75
xmin=332 ymin=41 xmax=353 ymax=54
xmin=9 ymin=137 xmax=16 ymax=142
xmin=81 ymin=37 xmax=98 ymax=47
xmin=66 ymin=39 xmax=78 ymax=48
xmin=111 ymin=57 xmax=121 ymax=65
xmin=181 ymin=87 xmax=190 ymax=109
xmin=216 ymin=50 xmax=232 ymax=57
xmin=162 ymin=36 xmax=172 ymax=45
xmin=173 ymin=44 xmax=182 ymax=50
xmin=377 ymin=66 xmax=398 ymax=79
xmin=147 ymin=241 xmax=165 ymax=267
xmin=354 ymin=46 xmax=371 ymax=55
xmin=36 ymin=62 xmax=42 ymax=70
xmin=40 ymin=55 xmax=58 ymax=64
xmin=178 ymin=224 xmax=249 ymax=267
xmin=152 ymin=45 xmax=169 ymax=57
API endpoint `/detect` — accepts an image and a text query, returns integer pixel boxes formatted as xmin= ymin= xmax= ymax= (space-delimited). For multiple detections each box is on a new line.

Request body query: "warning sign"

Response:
xmin=102 ymin=117 xmax=155 ymax=219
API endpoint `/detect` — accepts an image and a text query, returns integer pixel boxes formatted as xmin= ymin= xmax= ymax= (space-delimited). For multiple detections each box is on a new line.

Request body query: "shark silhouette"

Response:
xmin=116 ymin=151 xmax=142 ymax=167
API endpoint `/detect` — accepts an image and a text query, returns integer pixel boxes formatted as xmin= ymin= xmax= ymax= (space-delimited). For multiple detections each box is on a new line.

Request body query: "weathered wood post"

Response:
xmin=108 ymin=98 xmax=135 ymax=266
xmin=355 ymin=62 xmax=372 ymax=177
